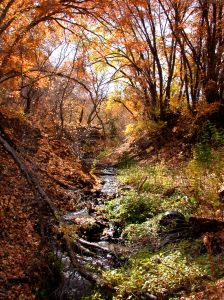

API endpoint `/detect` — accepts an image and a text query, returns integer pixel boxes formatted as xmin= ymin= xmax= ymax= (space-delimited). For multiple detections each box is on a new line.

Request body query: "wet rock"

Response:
xmin=100 ymin=223 xmax=121 ymax=242
xmin=79 ymin=221 xmax=106 ymax=242
xmin=100 ymin=170 xmax=118 ymax=198
xmin=57 ymin=255 xmax=92 ymax=300
xmin=145 ymin=293 xmax=158 ymax=300
xmin=159 ymin=211 xmax=186 ymax=227
xmin=63 ymin=209 xmax=96 ymax=226
xmin=218 ymin=184 xmax=224 ymax=201
xmin=58 ymin=166 xmax=127 ymax=298
xmin=95 ymin=167 xmax=117 ymax=176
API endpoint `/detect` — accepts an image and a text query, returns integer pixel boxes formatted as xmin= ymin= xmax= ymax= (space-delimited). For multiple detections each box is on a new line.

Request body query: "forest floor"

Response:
xmin=1 ymin=106 xmax=224 ymax=299
xmin=0 ymin=108 xmax=100 ymax=299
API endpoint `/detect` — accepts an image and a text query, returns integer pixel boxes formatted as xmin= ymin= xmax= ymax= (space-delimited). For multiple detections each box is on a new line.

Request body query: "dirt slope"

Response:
xmin=0 ymin=109 xmax=97 ymax=299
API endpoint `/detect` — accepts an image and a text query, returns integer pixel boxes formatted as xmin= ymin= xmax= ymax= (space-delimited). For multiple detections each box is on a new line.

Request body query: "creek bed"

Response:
xmin=100 ymin=167 xmax=118 ymax=198
xmin=56 ymin=167 xmax=125 ymax=299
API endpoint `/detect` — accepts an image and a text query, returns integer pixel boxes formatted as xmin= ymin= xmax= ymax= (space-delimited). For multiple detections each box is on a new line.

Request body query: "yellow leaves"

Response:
xmin=36 ymin=76 xmax=49 ymax=88
xmin=124 ymin=122 xmax=136 ymax=136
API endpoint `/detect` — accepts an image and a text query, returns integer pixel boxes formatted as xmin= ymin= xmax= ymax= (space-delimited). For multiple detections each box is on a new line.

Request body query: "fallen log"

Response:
xmin=189 ymin=217 xmax=224 ymax=236
xmin=159 ymin=216 xmax=224 ymax=247
xmin=76 ymin=241 xmax=97 ymax=257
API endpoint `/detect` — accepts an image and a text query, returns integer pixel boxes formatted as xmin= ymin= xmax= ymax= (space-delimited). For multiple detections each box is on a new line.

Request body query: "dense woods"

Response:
xmin=0 ymin=0 xmax=224 ymax=299
xmin=0 ymin=0 xmax=223 ymax=129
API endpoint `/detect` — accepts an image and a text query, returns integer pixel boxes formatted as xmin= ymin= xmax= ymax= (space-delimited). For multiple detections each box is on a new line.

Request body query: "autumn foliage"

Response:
xmin=0 ymin=0 xmax=223 ymax=132
xmin=0 ymin=0 xmax=224 ymax=298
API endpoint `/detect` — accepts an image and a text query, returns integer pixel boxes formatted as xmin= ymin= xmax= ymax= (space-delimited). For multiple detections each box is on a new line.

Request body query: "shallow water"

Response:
xmin=100 ymin=167 xmax=118 ymax=197
xmin=57 ymin=167 xmax=122 ymax=299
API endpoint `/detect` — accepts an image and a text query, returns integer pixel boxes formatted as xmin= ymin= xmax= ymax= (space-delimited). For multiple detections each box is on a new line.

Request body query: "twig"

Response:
xmin=137 ymin=176 xmax=148 ymax=192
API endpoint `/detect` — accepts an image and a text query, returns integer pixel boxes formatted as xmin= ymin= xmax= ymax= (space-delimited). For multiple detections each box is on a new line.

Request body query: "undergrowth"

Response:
xmin=106 ymin=161 xmax=198 ymax=226
xmin=102 ymin=240 xmax=212 ymax=299
xmin=86 ymin=239 xmax=221 ymax=300
xmin=100 ymin=130 xmax=224 ymax=299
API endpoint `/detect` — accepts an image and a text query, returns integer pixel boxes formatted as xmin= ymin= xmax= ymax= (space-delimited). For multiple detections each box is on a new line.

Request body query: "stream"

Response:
xmin=100 ymin=167 xmax=118 ymax=198
xmin=56 ymin=167 xmax=124 ymax=300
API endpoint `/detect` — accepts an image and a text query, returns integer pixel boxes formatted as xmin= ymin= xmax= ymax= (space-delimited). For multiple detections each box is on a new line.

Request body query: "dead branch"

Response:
xmin=77 ymin=238 xmax=115 ymax=254
xmin=137 ymin=176 xmax=148 ymax=192
xmin=65 ymin=239 xmax=115 ymax=291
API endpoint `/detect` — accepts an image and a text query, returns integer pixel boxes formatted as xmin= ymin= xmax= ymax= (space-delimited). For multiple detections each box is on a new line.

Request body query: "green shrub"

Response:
xmin=106 ymin=190 xmax=197 ymax=227
xmin=106 ymin=191 xmax=161 ymax=224
xmin=121 ymin=216 xmax=161 ymax=248
xmin=195 ymin=143 xmax=212 ymax=164
xmin=195 ymin=121 xmax=224 ymax=165
xmin=119 ymin=152 xmax=136 ymax=168
xmin=186 ymin=147 xmax=224 ymax=213
xmin=103 ymin=240 xmax=213 ymax=299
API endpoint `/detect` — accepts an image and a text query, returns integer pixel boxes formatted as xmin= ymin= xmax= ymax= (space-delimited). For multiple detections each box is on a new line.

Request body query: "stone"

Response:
xmin=218 ymin=185 xmax=224 ymax=201
xmin=159 ymin=211 xmax=185 ymax=227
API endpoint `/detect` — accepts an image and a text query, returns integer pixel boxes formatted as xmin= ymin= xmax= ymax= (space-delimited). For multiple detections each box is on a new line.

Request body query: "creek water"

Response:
xmin=100 ymin=167 xmax=118 ymax=198
xmin=56 ymin=167 xmax=123 ymax=300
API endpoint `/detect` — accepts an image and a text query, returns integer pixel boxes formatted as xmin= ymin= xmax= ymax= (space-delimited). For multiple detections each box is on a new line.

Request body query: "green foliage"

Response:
xmin=103 ymin=241 xmax=211 ymax=299
xmin=97 ymin=137 xmax=121 ymax=160
xmin=124 ymin=121 xmax=147 ymax=137
xmin=106 ymin=189 xmax=197 ymax=227
xmin=97 ymin=147 xmax=112 ymax=159
xmin=119 ymin=152 xmax=135 ymax=168
xmin=161 ymin=194 xmax=198 ymax=219
xmin=195 ymin=143 xmax=212 ymax=164
xmin=106 ymin=191 xmax=160 ymax=224
xmin=107 ymin=161 xmax=198 ymax=227
xmin=82 ymin=289 xmax=112 ymax=300
xmin=186 ymin=147 xmax=224 ymax=213
xmin=116 ymin=146 xmax=224 ymax=220
xmin=121 ymin=216 xmax=161 ymax=247
xmin=82 ymin=291 xmax=104 ymax=300
xmin=195 ymin=121 xmax=224 ymax=165
xmin=118 ymin=161 xmax=173 ymax=193
xmin=124 ymin=120 xmax=165 ymax=137
xmin=102 ymin=144 xmax=224 ymax=299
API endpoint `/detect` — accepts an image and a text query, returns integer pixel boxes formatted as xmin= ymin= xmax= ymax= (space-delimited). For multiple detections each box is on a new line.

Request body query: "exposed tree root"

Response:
xmin=65 ymin=239 xmax=115 ymax=291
